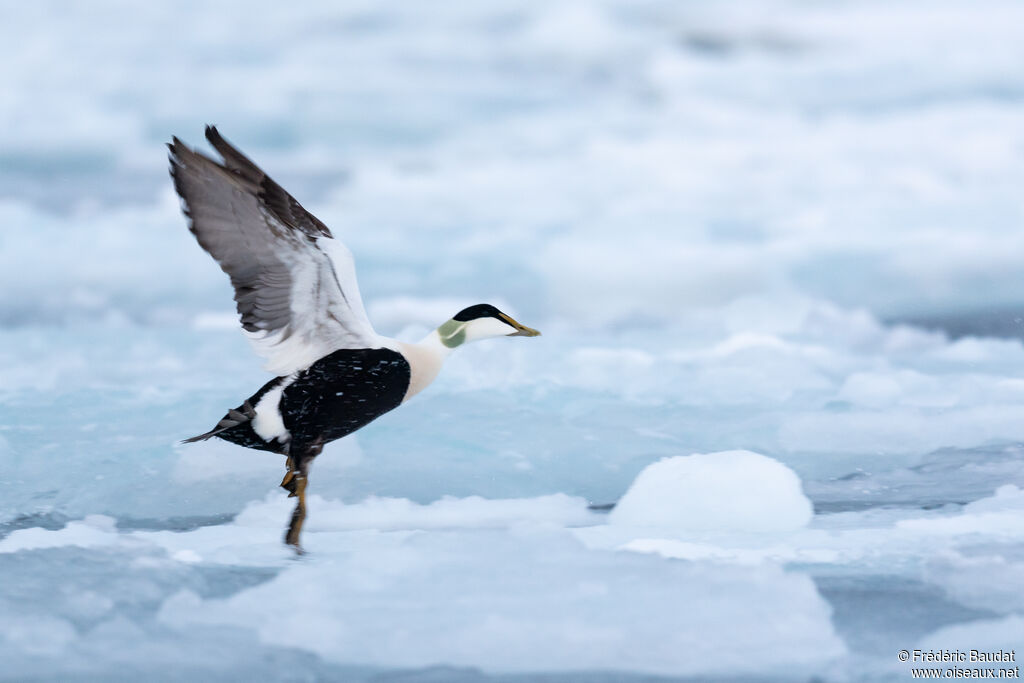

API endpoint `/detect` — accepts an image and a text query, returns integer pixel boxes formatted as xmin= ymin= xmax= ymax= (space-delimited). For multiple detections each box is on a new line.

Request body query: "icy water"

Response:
xmin=3 ymin=1 xmax=1024 ymax=681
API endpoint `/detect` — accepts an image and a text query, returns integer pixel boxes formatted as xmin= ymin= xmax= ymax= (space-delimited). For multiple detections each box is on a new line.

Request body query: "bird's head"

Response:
xmin=436 ymin=304 xmax=541 ymax=348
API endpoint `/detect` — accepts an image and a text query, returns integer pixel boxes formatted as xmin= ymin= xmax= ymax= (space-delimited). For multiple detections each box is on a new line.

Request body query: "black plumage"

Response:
xmin=187 ymin=348 xmax=411 ymax=460
xmin=282 ymin=347 xmax=410 ymax=452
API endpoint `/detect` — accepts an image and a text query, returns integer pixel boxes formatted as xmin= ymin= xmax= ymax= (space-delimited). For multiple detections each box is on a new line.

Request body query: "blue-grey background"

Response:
xmin=2 ymin=1 xmax=1024 ymax=680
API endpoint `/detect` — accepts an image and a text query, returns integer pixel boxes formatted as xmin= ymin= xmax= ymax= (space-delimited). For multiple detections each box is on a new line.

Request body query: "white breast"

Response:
xmin=395 ymin=337 xmax=449 ymax=402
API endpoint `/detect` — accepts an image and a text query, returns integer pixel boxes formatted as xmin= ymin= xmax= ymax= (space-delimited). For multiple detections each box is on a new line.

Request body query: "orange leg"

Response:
xmin=284 ymin=473 xmax=307 ymax=553
xmin=280 ymin=445 xmax=320 ymax=553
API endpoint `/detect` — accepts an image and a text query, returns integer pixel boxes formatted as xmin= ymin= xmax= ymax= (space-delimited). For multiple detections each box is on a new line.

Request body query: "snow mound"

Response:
xmin=609 ymin=451 xmax=813 ymax=532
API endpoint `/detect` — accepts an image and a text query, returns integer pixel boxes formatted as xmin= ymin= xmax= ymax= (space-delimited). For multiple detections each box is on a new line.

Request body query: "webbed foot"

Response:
xmin=279 ymin=457 xmax=298 ymax=496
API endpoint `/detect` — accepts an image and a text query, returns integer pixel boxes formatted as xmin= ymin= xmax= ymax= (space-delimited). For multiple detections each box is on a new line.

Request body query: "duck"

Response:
xmin=168 ymin=126 xmax=540 ymax=551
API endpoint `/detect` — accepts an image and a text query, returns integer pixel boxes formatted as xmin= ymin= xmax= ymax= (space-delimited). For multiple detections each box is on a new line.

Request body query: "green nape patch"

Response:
xmin=437 ymin=319 xmax=467 ymax=348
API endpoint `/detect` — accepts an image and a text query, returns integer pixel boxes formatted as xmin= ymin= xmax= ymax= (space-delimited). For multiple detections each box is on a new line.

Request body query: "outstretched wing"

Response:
xmin=169 ymin=126 xmax=378 ymax=375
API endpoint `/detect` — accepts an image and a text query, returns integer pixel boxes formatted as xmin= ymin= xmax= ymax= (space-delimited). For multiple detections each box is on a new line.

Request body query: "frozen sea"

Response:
xmin=3 ymin=1 xmax=1024 ymax=681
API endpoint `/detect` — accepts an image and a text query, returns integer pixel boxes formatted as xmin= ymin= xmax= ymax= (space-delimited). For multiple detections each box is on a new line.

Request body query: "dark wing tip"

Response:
xmin=167 ymin=139 xmax=186 ymax=180
xmin=175 ymin=126 xmax=335 ymax=239
xmin=204 ymin=124 xmax=221 ymax=146
xmin=167 ymin=136 xmax=196 ymax=166
xmin=203 ymin=125 xmax=267 ymax=186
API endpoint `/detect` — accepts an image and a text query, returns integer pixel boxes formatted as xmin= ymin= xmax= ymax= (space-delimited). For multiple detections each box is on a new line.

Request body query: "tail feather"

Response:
xmin=181 ymin=400 xmax=256 ymax=444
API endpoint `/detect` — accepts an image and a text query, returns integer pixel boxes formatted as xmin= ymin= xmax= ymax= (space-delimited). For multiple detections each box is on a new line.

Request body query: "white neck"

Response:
xmin=394 ymin=330 xmax=453 ymax=402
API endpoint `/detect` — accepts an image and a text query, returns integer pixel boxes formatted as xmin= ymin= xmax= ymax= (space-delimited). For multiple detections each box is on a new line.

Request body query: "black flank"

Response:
xmin=206 ymin=347 xmax=411 ymax=456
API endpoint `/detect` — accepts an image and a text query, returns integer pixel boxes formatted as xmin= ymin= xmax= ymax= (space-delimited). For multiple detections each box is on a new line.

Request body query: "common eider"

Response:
xmin=168 ymin=127 xmax=540 ymax=551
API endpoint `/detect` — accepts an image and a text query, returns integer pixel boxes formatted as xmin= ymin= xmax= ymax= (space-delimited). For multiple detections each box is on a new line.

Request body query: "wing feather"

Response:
xmin=168 ymin=128 xmax=378 ymax=375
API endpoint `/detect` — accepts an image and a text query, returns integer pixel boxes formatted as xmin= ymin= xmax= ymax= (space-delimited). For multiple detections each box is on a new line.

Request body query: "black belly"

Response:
xmin=216 ymin=347 xmax=411 ymax=454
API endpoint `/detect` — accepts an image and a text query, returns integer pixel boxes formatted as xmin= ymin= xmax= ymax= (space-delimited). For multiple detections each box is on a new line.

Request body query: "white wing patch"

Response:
xmin=244 ymin=239 xmax=381 ymax=375
xmin=169 ymin=130 xmax=381 ymax=377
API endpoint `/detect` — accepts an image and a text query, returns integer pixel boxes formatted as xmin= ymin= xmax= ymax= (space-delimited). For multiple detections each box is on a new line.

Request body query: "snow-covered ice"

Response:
xmin=4 ymin=0 xmax=1024 ymax=680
